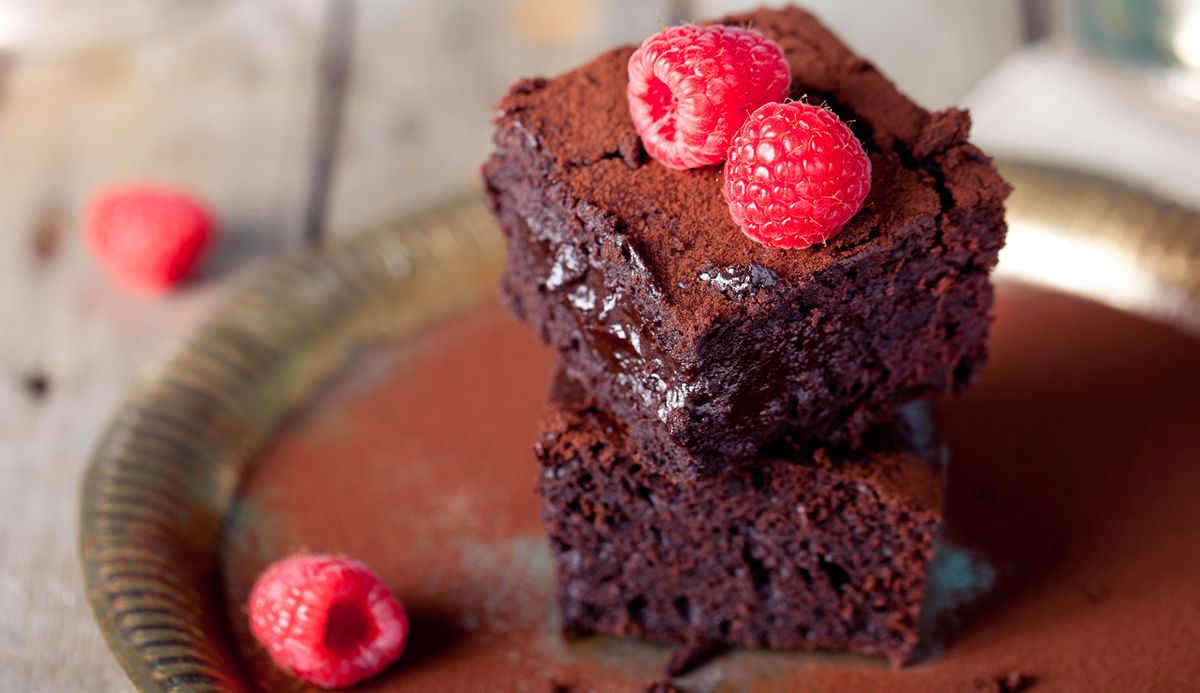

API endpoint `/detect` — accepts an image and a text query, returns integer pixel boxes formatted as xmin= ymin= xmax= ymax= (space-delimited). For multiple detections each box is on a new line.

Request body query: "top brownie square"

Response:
xmin=483 ymin=6 xmax=1008 ymax=478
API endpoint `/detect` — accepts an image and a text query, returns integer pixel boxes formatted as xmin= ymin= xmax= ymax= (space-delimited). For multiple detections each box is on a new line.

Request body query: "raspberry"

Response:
xmin=84 ymin=185 xmax=216 ymax=294
xmin=722 ymin=102 xmax=872 ymax=249
xmin=627 ymin=24 xmax=790 ymax=170
xmin=249 ymin=554 xmax=408 ymax=689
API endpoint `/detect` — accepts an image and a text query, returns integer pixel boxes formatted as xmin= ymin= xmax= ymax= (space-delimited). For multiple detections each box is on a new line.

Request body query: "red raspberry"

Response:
xmin=627 ymin=24 xmax=790 ymax=170
xmin=249 ymin=554 xmax=408 ymax=689
xmin=84 ymin=185 xmax=216 ymax=294
xmin=722 ymin=102 xmax=872 ymax=249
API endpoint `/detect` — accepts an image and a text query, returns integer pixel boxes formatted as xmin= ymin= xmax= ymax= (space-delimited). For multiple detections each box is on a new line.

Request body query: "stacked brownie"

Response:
xmin=483 ymin=6 xmax=1007 ymax=665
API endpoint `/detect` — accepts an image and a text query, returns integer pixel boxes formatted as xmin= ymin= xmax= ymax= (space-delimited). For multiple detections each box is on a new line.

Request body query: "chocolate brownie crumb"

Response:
xmin=969 ymin=670 xmax=1037 ymax=692
xmin=664 ymin=641 xmax=725 ymax=678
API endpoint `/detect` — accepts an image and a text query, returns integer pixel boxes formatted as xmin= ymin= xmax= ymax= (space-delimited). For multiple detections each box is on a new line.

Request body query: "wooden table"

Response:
xmin=0 ymin=2 xmax=1025 ymax=690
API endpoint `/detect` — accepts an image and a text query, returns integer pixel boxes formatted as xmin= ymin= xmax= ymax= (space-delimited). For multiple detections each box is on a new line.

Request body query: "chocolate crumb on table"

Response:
xmin=21 ymin=370 xmax=50 ymax=401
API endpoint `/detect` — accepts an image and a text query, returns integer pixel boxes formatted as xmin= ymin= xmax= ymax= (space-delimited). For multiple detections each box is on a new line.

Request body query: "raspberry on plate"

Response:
xmin=723 ymin=101 xmax=872 ymax=249
xmin=248 ymin=554 xmax=408 ymax=689
xmin=627 ymin=24 xmax=790 ymax=170
xmin=84 ymin=185 xmax=216 ymax=295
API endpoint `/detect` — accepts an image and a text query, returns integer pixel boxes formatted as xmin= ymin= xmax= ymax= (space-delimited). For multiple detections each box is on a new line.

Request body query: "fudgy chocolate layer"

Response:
xmin=537 ymin=373 xmax=943 ymax=664
xmin=483 ymin=6 xmax=1009 ymax=477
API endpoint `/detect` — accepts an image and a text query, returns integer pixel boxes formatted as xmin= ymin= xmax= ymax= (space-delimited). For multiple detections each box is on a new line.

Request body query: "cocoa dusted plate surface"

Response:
xmin=81 ymin=165 xmax=1200 ymax=691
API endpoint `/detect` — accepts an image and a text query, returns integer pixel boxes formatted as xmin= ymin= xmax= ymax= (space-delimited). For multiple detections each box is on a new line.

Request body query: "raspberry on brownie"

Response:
xmin=537 ymin=372 xmax=943 ymax=665
xmin=626 ymin=24 xmax=790 ymax=170
xmin=482 ymin=6 xmax=1009 ymax=478
xmin=723 ymin=101 xmax=873 ymax=248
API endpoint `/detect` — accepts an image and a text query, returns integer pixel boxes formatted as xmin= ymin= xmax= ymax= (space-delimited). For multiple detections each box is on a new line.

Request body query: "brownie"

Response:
xmin=483 ymin=6 xmax=1009 ymax=477
xmin=536 ymin=373 xmax=944 ymax=665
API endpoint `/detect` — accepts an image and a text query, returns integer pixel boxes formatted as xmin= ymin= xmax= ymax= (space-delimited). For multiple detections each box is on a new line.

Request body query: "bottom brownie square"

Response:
xmin=536 ymin=373 xmax=944 ymax=665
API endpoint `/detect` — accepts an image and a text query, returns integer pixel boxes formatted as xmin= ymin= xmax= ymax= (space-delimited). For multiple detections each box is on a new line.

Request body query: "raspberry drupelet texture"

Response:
xmin=723 ymin=101 xmax=872 ymax=248
xmin=627 ymin=24 xmax=790 ymax=170
xmin=248 ymin=554 xmax=408 ymax=689
xmin=84 ymin=185 xmax=216 ymax=294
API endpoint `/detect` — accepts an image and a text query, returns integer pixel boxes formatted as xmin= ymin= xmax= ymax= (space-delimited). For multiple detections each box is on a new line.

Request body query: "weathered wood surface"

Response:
xmin=0 ymin=3 xmax=327 ymax=690
xmin=324 ymin=0 xmax=678 ymax=233
xmin=0 ymin=2 xmax=1039 ymax=691
xmin=0 ymin=2 xmax=673 ymax=690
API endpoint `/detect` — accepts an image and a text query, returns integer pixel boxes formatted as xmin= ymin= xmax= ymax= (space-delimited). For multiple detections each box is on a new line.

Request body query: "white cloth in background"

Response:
xmin=966 ymin=42 xmax=1200 ymax=209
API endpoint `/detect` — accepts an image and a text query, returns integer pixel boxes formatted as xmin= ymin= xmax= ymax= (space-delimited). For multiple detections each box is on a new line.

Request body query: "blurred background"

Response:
xmin=0 ymin=1 xmax=1197 ymax=690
